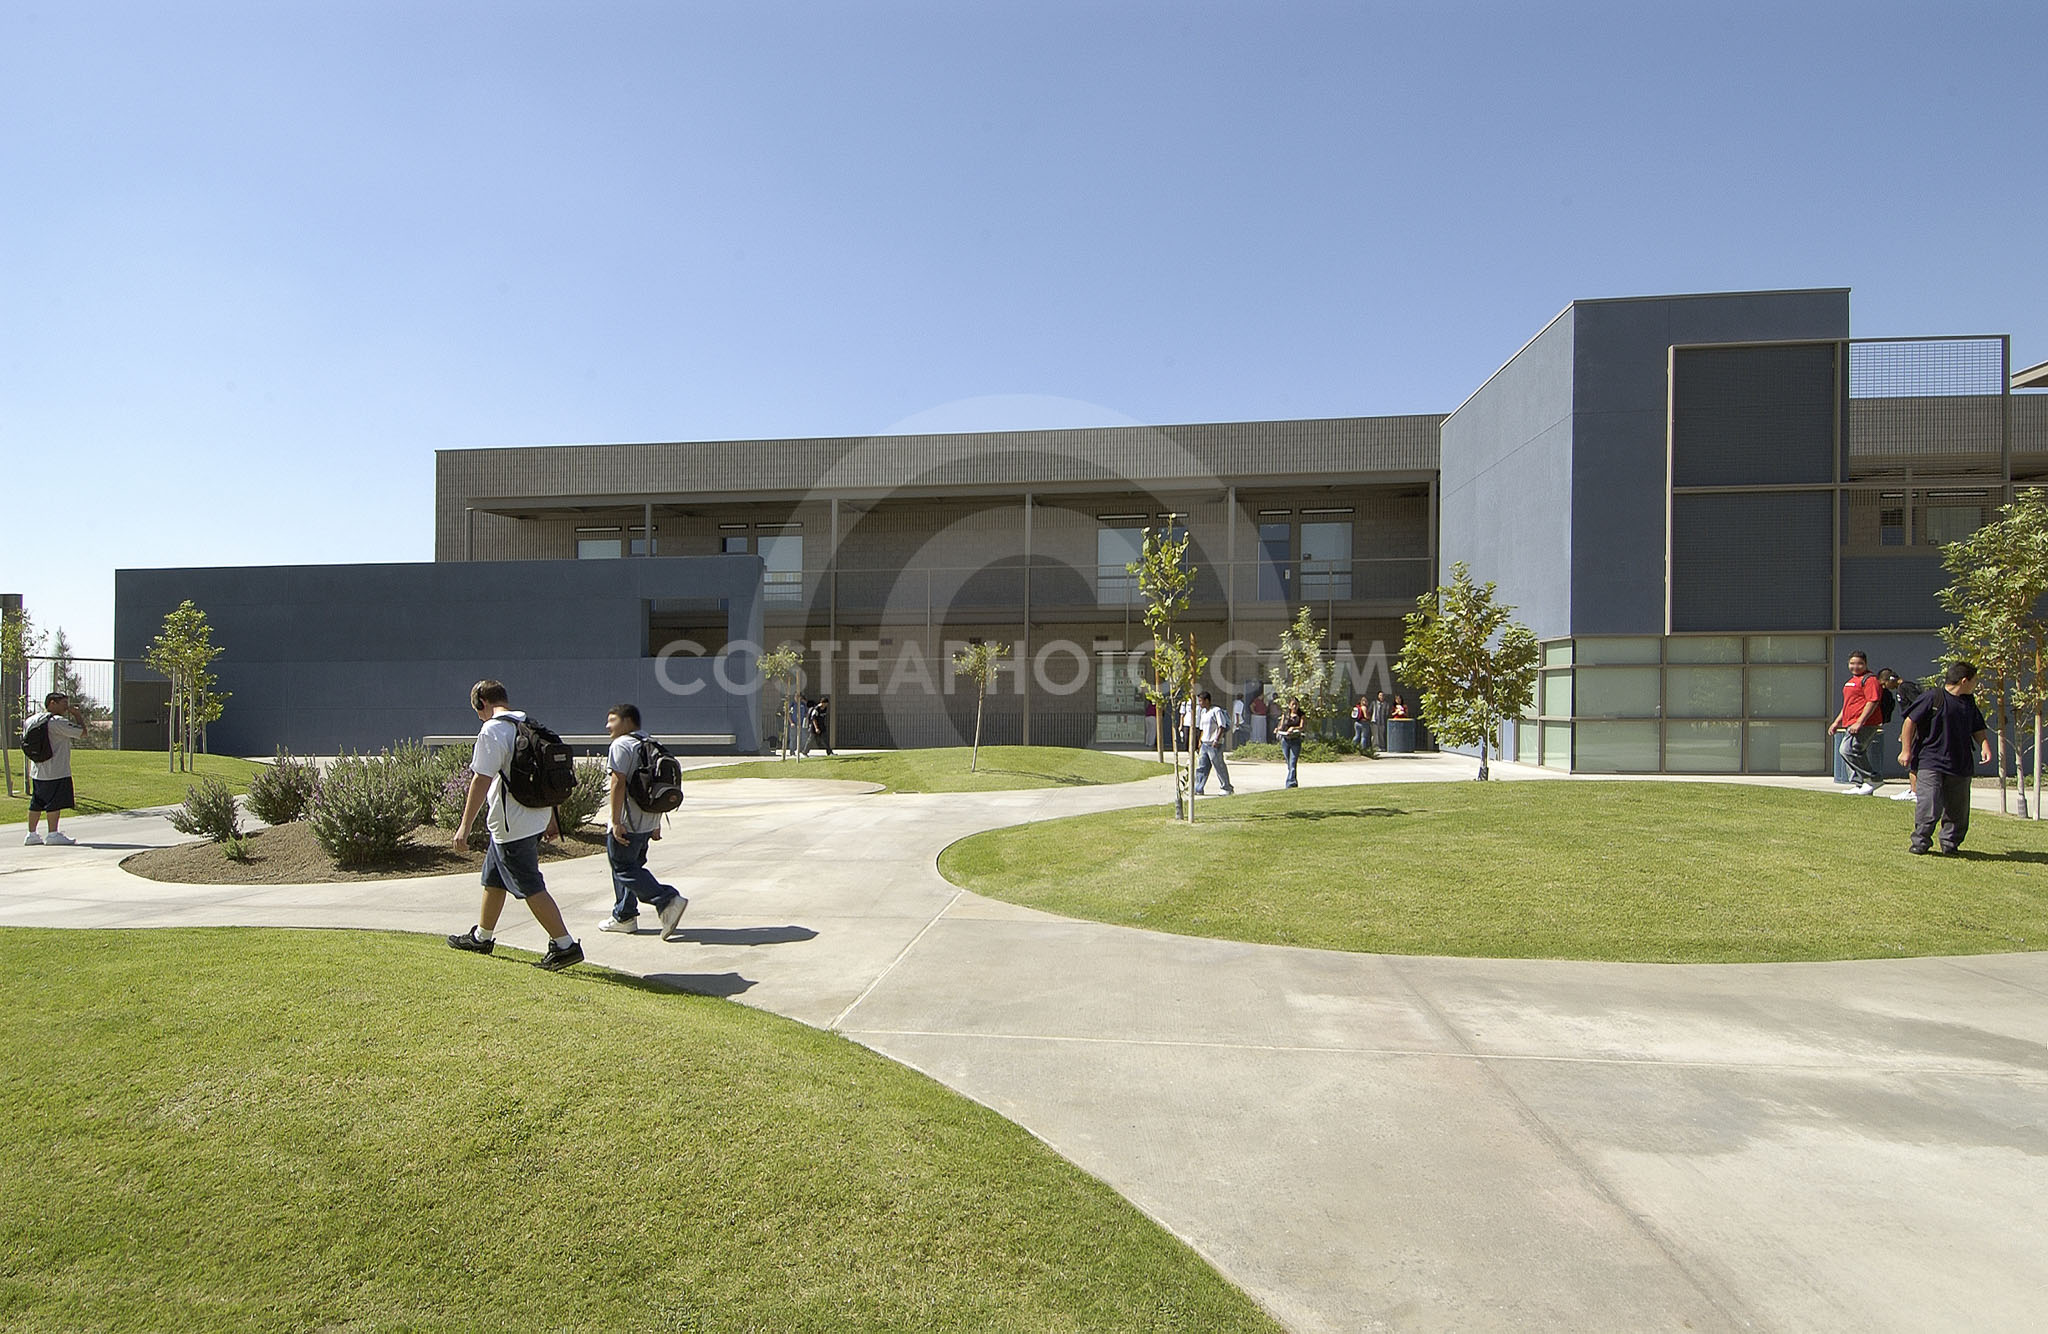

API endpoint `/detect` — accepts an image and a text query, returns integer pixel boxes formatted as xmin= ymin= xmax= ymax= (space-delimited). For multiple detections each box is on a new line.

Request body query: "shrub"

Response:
xmin=169 ymin=777 xmax=243 ymax=843
xmin=554 ymin=758 xmax=609 ymax=832
xmin=434 ymin=765 xmax=477 ymax=830
xmin=222 ymin=835 xmax=253 ymax=863
xmin=308 ymin=751 xmax=416 ymax=868
xmin=246 ymin=749 xmax=321 ymax=825
xmin=1231 ymin=737 xmax=1367 ymax=764
xmin=389 ymin=740 xmax=469 ymax=828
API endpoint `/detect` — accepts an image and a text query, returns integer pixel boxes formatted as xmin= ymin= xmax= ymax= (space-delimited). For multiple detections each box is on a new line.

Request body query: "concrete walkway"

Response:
xmin=5 ymin=756 xmax=2046 ymax=1332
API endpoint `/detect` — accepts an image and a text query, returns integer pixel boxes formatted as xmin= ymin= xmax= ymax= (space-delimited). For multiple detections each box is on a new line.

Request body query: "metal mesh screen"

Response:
xmin=1670 ymin=492 xmax=1832 ymax=631
xmin=1845 ymin=338 xmax=2007 ymax=480
xmin=1671 ymin=344 xmax=1837 ymax=487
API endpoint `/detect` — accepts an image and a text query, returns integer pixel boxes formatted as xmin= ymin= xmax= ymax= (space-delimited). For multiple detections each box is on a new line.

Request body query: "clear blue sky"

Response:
xmin=5 ymin=0 xmax=2043 ymax=658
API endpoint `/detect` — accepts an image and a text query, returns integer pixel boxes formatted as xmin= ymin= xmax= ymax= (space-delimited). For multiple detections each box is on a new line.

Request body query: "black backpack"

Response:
xmin=626 ymin=733 xmax=685 ymax=813
xmin=1877 ymin=688 xmax=1897 ymax=724
xmin=504 ymin=715 xmax=577 ymax=809
xmin=21 ymin=716 xmax=53 ymax=764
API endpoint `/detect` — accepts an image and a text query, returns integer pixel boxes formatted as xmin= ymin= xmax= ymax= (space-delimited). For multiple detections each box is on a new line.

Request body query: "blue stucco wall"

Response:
xmin=1438 ymin=306 xmax=1578 ymax=640
xmin=114 ymin=557 xmax=765 ymax=756
xmin=1569 ymin=291 xmax=1850 ymax=634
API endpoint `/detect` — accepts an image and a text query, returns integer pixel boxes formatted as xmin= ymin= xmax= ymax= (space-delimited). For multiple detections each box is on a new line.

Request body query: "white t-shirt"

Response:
xmin=24 ymin=711 xmax=86 ymax=781
xmin=606 ymin=732 xmax=663 ymax=836
xmin=1198 ymin=705 xmax=1230 ymax=746
xmin=471 ymin=711 xmax=553 ymax=844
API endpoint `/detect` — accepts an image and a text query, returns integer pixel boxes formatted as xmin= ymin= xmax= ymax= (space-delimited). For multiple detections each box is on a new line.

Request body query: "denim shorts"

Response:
xmin=481 ymin=833 xmax=547 ymax=900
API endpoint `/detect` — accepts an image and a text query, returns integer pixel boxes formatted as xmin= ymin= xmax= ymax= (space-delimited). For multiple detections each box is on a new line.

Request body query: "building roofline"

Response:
xmin=433 ymin=412 xmax=1449 ymax=460
xmin=2014 ymin=358 xmax=2048 ymax=392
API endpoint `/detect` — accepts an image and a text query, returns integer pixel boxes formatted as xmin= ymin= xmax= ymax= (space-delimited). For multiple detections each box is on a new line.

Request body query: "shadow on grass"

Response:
xmin=1946 ymin=848 xmax=2048 ymax=865
xmin=672 ymin=926 xmax=819 ymax=947
xmin=1238 ymin=806 xmax=1409 ymax=823
xmin=975 ymin=768 xmax=1092 ymax=786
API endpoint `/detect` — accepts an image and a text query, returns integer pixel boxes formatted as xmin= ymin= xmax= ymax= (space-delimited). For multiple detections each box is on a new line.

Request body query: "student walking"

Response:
xmin=446 ymin=680 xmax=584 ymax=971
xmin=1351 ymin=697 xmax=1370 ymax=749
xmin=1369 ymin=691 xmax=1391 ymax=751
xmin=1828 ymin=650 xmax=1886 ymax=794
xmin=1898 ymin=661 xmax=1992 ymax=855
xmin=1276 ymin=699 xmax=1307 ymax=789
xmin=21 ymin=692 xmax=87 ymax=845
xmin=1191 ymin=690 xmax=1235 ymax=796
xmin=598 ymin=703 xmax=690 ymax=940
xmin=810 ymin=695 xmax=832 ymax=755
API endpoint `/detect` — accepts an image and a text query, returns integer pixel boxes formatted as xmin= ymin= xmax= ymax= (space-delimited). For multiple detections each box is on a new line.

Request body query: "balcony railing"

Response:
xmin=760 ymin=556 xmax=1432 ymax=616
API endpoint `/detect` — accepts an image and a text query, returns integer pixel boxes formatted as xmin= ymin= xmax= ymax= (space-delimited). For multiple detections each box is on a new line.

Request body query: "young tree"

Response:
xmin=1396 ymin=562 xmax=1540 ymax=781
xmin=758 ymin=642 xmax=804 ymax=759
xmin=1 ymin=604 xmax=45 ymax=797
xmin=1936 ymin=489 xmax=2048 ymax=818
xmin=950 ymin=640 xmax=1011 ymax=772
xmin=1272 ymin=604 xmax=1338 ymax=735
xmin=143 ymin=600 xmax=225 ymax=773
xmin=1129 ymin=526 xmax=1204 ymax=818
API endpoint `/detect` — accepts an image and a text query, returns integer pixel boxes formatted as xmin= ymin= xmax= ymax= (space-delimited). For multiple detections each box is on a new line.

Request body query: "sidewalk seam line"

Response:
xmin=829 ymin=888 xmax=963 ymax=1032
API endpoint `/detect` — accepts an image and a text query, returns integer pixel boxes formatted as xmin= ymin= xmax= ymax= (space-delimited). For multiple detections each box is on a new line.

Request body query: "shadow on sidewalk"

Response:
xmin=670 ymin=926 xmax=819 ymax=947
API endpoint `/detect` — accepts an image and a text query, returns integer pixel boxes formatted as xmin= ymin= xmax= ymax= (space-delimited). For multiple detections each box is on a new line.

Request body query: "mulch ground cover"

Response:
xmin=121 ymin=822 xmax=606 ymax=886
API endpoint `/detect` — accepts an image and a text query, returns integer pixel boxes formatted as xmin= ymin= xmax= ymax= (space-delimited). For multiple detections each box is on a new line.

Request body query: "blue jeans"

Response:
xmin=1193 ymin=743 xmax=1232 ymax=795
xmin=1838 ymin=727 xmax=1881 ymax=786
xmin=1281 ymin=734 xmax=1302 ymax=787
xmin=1352 ymin=719 xmax=1368 ymax=748
xmin=606 ymin=830 xmax=681 ymax=920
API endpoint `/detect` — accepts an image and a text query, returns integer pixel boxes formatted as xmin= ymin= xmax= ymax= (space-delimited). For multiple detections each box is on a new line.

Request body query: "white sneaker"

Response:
xmin=42 ymin=831 xmax=74 ymax=846
xmin=1854 ymin=783 xmax=1877 ymax=796
xmin=657 ymin=895 xmax=690 ymax=941
xmin=22 ymin=832 xmax=41 ymax=845
xmin=1890 ymin=788 xmax=1917 ymax=801
xmin=598 ymin=915 xmax=638 ymax=934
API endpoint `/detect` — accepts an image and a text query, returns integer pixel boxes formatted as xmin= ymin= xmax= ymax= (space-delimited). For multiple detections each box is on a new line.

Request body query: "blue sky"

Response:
xmin=5 ymin=0 xmax=2044 ymax=658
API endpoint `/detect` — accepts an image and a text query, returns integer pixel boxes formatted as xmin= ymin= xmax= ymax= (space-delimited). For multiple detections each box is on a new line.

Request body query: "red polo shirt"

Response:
xmin=1837 ymin=673 xmax=1882 ymax=730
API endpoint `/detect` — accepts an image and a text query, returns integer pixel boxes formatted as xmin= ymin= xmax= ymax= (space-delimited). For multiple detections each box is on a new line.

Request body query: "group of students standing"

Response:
xmin=1828 ymin=652 xmax=1993 ymax=855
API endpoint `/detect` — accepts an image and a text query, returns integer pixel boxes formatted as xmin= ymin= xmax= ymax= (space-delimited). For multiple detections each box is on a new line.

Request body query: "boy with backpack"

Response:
xmin=446 ymin=680 xmax=583 ymax=971
xmin=21 ymin=692 xmax=87 ymax=846
xmin=598 ymin=702 xmax=689 ymax=939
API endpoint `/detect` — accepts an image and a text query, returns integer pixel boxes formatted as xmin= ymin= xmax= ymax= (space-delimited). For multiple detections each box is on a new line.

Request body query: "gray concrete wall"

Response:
xmin=1569 ymin=291 xmax=1851 ymax=634
xmin=114 ymin=557 xmax=765 ymax=757
xmin=1438 ymin=307 xmax=1578 ymax=640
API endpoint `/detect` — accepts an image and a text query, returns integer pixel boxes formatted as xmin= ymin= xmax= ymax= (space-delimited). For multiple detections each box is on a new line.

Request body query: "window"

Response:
xmin=1258 ymin=524 xmax=1290 ymax=601
xmin=630 ymin=538 xmax=657 ymax=556
xmin=1300 ymin=522 xmax=1352 ymax=600
xmin=1923 ymin=504 xmax=1983 ymax=546
xmin=1097 ymin=527 xmax=1143 ymax=606
xmin=577 ymin=538 xmax=622 ymax=559
xmin=759 ymin=535 xmax=803 ymax=607
xmin=1880 ymin=507 xmax=1905 ymax=546
xmin=723 ymin=536 xmax=749 ymax=554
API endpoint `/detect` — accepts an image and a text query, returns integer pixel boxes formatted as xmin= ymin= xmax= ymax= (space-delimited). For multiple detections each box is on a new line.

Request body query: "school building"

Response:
xmin=117 ymin=287 xmax=2047 ymax=770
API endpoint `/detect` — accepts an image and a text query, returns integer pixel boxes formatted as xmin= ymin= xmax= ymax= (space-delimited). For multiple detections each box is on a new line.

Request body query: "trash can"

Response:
xmin=1387 ymin=718 xmax=1417 ymax=754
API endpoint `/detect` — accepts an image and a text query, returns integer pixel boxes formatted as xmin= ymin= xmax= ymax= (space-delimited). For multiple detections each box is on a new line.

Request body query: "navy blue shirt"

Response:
xmin=1904 ymin=688 xmax=1988 ymax=776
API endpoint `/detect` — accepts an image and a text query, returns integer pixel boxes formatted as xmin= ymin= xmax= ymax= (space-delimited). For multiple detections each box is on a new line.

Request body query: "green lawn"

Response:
xmin=0 ymin=751 xmax=264 ymax=825
xmin=939 ymin=781 xmax=2048 ymax=963
xmin=689 ymin=745 xmax=1171 ymax=793
xmin=0 ymin=929 xmax=1279 ymax=1334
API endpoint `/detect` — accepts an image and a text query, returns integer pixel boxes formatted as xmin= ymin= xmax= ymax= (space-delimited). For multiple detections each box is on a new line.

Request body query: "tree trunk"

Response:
xmin=970 ymin=683 xmax=984 ymax=772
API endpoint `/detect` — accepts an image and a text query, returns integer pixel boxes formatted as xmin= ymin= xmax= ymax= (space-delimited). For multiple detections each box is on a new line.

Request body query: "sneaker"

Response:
xmin=447 ymin=928 xmax=495 ymax=955
xmin=598 ymin=915 xmax=639 ymax=934
xmin=1854 ymin=783 xmax=1878 ymax=796
xmin=534 ymin=939 xmax=584 ymax=972
xmin=22 ymin=832 xmax=41 ymax=846
xmin=657 ymin=895 xmax=689 ymax=941
xmin=1890 ymin=789 xmax=1917 ymax=801
xmin=41 ymin=831 xmax=74 ymax=846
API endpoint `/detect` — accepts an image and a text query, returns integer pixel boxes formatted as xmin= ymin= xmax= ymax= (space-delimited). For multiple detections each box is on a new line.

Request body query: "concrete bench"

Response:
xmin=422 ymin=732 xmax=738 ymax=752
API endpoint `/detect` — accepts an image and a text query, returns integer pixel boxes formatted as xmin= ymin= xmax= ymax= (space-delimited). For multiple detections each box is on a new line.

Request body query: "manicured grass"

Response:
xmin=939 ymin=781 xmax=2048 ymax=963
xmin=689 ymin=745 xmax=1171 ymax=793
xmin=0 ymin=929 xmax=1279 ymax=1334
xmin=0 ymin=751 xmax=264 ymax=825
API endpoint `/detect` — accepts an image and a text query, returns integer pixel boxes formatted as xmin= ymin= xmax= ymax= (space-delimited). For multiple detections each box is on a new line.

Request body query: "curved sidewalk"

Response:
xmin=4 ymin=755 xmax=2045 ymax=1332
